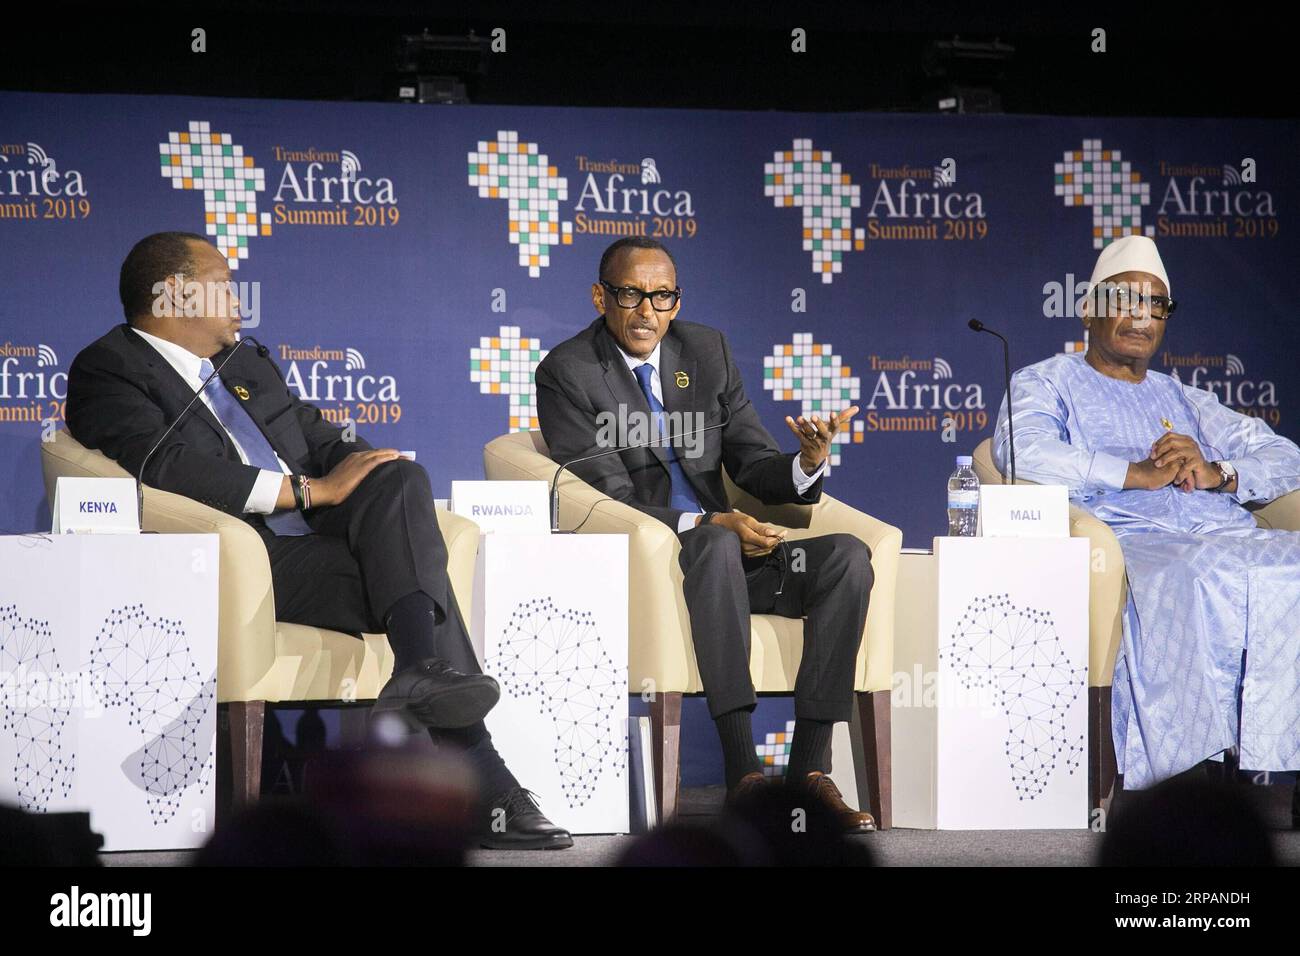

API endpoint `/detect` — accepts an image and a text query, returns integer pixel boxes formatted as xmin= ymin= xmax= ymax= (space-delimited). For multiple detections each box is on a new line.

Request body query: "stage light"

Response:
xmin=389 ymin=30 xmax=490 ymax=105
xmin=924 ymin=35 xmax=1014 ymax=114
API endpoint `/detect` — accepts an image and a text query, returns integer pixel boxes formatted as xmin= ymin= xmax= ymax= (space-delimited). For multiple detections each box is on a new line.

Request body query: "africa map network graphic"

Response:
xmin=486 ymin=596 xmax=625 ymax=809
xmin=940 ymin=593 xmax=1086 ymax=800
xmin=0 ymin=604 xmax=74 ymax=812
xmin=89 ymin=603 xmax=215 ymax=824
xmin=1 ymin=602 xmax=214 ymax=824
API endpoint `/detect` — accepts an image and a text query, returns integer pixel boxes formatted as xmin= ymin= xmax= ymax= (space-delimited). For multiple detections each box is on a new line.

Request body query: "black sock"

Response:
xmin=786 ymin=718 xmax=833 ymax=782
xmin=430 ymin=722 xmax=520 ymax=801
xmin=384 ymin=591 xmax=441 ymax=672
xmin=715 ymin=708 xmax=761 ymax=790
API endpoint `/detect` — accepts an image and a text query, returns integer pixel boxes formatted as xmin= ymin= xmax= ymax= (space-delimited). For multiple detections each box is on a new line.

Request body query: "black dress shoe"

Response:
xmin=478 ymin=788 xmax=574 ymax=850
xmin=373 ymin=658 xmax=500 ymax=729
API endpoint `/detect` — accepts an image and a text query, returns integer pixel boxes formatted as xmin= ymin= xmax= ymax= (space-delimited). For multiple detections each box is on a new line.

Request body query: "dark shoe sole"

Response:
xmin=373 ymin=678 xmax=500 ymax=730
xmin=478 ymin=832 xmax=575 ymax=851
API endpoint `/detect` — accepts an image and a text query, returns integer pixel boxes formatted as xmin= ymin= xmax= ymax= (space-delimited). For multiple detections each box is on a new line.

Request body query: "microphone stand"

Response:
xmin=134 ymin=334 xmax=268 ymax=530
xmin=968 ymin=319 xmax=1016 ymax=485
xmin=549 ymin=398 xmax=731 ymax=532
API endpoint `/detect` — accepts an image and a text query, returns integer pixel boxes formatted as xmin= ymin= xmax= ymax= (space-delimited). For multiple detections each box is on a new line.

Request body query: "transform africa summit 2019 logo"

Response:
xmin=466 ymin=130 xmax=699 ymax=435
xmin=160 ymin=119 xmax=402 ymax=269
xmin=468 ymin=129 xmax=698 ymax=278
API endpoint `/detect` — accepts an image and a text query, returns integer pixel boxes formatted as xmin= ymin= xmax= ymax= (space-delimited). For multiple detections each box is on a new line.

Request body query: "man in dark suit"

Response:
xmin=66 ymin=232 xmax=570 ymax=850
xmin=536 ymin=236 xmax=877 ymax=832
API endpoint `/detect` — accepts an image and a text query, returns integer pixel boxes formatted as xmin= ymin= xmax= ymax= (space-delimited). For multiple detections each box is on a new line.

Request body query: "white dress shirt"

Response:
xmin=616 ymin=341 xmax=828 ymax=533
xmin=133 ymin=328 xmax=288 ymax=514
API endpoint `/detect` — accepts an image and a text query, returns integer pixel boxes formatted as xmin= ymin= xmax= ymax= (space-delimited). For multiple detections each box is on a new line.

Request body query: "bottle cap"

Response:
xmin=956 ymin=455 xmax=973 ymax=466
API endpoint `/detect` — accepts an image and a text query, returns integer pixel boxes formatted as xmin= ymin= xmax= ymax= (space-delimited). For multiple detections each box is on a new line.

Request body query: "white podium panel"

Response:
xmin=894 ymin=537 xmax=1089 ymax=829
xmin=0 ymin=534 xmax=219 ymax=850
xmin=472 ymin=533 xmax=629 ymax=835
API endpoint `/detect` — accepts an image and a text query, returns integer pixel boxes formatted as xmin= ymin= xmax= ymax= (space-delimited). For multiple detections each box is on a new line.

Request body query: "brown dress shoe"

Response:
xmin=798 ymin=771 xmax=876 ymax=833
xmin=725 ymin=771 xmax=771 ymax=808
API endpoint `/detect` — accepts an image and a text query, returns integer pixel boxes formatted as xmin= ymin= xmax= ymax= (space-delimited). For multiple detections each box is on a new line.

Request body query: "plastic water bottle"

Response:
xmin=947 ymin=455 xmax=980 ymax=537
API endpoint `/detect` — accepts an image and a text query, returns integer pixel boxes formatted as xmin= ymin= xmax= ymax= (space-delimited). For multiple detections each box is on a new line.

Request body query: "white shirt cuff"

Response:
xmin=792 ymin=455 xmax=827 ymax=495
xmin=245 ymin=468 xmax=287 ymax=514
xmin=677 ymin=511 xmax=702 ymax=534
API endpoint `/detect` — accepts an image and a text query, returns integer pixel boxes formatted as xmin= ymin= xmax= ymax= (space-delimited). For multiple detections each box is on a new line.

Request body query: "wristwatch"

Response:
xmin=1210 ymin=460 xmax=1236 ymax=492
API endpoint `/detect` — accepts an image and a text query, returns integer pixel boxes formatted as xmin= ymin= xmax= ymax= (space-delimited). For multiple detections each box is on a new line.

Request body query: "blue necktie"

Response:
xmin=199 ymin=358 xmax=313 ymax=536
xmin=633 ymin=362 xmax=702 ymax=514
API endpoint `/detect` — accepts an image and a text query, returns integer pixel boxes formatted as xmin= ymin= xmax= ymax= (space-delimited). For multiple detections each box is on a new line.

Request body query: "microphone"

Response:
xmin=549 ymin=394 xmax=732 ymax=532
xmin=968 ymin=318 xmax=1016 ymax=485
xmin=238 ymin=333 xmax=271 ymax=358
xmin=135 ymin=335 xmax=263 ymax=530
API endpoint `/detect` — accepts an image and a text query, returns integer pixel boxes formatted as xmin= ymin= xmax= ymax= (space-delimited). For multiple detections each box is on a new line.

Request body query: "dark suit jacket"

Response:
xmin=65 ymin=324 xmax=372 ymax=522
xmin=535 ymin=317 xmax=822 ymax=530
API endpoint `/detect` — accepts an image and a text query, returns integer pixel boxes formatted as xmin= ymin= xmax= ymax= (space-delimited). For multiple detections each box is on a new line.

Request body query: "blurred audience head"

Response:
xmin=1100 ymin=773 xmax=1275 ymax=867
xmin=198 ymin=712 xmax=478 ymax=866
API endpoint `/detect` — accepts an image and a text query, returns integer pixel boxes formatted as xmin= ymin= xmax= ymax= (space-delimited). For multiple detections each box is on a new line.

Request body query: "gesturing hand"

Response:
xmin=784 ymin=405 xmax=860 ymax=473
xmin=1150 ymin=431 xmax=1219 ymax=492
xmin=708 ymin=510 xmax=787 ymax=557
xmin=314 ymin=449 xmax=403 ymax=506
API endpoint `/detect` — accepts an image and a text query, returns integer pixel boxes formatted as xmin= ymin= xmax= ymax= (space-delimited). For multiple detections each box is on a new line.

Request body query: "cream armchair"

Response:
xmin=484 ymin=430 xmax=903 ymax=827
xmin=40 ymin=429 xmax=481 ymax=812
xmin=972 ymin=437 xmax=1300 ymax=808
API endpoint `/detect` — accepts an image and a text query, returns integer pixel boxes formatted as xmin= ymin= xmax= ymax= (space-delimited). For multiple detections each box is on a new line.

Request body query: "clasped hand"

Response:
xmin=1131 ymin=432 xmax=1220 ymax=492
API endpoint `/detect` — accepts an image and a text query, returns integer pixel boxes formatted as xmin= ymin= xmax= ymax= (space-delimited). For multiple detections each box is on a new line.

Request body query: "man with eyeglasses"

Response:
xmin=993 ymin=235 xmax=1300 ymax=792
xmin=535 ymin=236 xmax=878 ymax=831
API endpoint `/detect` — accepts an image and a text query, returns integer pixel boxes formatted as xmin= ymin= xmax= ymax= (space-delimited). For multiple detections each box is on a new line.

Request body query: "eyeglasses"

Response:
xmin=600 ymin=279 xmax=681 ymax=312
xmin=1095 ymin=284 xmax=1178 ymax=320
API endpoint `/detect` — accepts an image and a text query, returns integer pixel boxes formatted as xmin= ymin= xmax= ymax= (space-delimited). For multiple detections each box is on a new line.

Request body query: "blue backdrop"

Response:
xmin=3 ymin=90 xmax=1297 ymax=550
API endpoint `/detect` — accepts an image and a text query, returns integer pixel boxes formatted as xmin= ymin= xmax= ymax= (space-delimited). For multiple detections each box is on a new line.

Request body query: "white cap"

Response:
xmin=1088 ymin=235 xmax=1170 ymax=296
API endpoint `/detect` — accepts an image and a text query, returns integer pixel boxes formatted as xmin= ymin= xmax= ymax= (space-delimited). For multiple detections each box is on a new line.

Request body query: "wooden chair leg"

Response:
xmin=851 ymin=690 xmax=892 ymax=830
xmin=649 ymin=692 xmax=682 ymax=825
xmin=225 ymin=700 xmax=265 ymax=811
xmin=1089 ymin=686 xmax=1117 ymax=815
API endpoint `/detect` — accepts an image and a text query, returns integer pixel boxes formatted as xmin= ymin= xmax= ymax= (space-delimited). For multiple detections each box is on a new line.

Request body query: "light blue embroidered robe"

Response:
xmin=993 ymin=352 xmax=1300 ymax=788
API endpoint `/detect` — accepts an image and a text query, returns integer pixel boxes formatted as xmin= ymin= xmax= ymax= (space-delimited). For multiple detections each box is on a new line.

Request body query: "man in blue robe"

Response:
xmin=993 ymin=235 xmax=1300 ymax=790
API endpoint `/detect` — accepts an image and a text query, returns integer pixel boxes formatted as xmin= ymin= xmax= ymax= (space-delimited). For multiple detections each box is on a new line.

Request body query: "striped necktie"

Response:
xmin=199 ymin=358 xmax=313 ymax=536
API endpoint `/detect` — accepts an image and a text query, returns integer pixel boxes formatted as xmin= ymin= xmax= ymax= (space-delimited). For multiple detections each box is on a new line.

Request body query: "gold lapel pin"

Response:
xmin=234 ymin=385 xmax=250 ymax=401
xmin=1160 ymin=416 xmax=1173 ymax=430
xmin=674 ymin=371 xmax=689 ymax=388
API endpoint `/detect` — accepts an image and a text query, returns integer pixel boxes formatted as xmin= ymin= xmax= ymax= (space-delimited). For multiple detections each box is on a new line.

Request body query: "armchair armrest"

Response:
xmin=554 ymin=486 xmax=697 ymax=693
xmin=1069 ymin=504 xmax=1126 ymax=686
xmin=1249 ymin=488 xmax=1300 ymax=532
xmin=786 ymin=493 xmax=902 ymax=693
xmin=137 ymin=485 xmax=279 ymax=703
xmin=436 ymin=507 xmax=480 ymax=628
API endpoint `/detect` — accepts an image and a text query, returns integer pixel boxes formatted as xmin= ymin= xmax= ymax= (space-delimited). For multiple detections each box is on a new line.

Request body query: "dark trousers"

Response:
xmin=251 ymin=458 xmax=517 ymax=797
xmin=256 ymin=457 xmax=452 ymax=636
xmin=677 ymin=524 xmax=874 ymax=723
